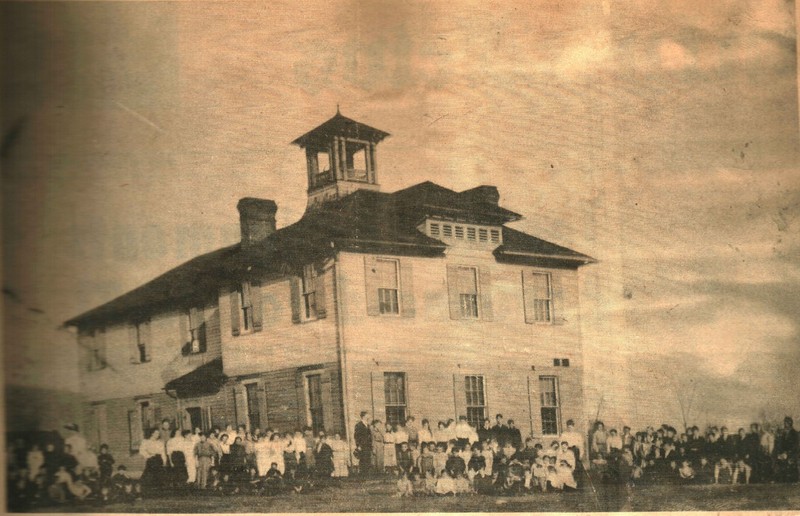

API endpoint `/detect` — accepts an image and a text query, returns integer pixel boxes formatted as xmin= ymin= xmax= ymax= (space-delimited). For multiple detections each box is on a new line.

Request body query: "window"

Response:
xmin=530 ymin=273 xmax=552 ymax=323
xmin=183 ymin=308 xmax=207 ymax=355
xmin=456 ymin=266 xmax=479 ymax=318
xmin=466 ymin=227 xmax=476 ymax=241
xmin=465 ymin=375 xmax=486 ymax=427
xmin=134 ymin=321 xmax=151 ymax=363
xmin=302 ymin=265 xmax=318 ymax=320
xmin=384 ymin=372 xmax=407 ymax=426
xmin=553 ymin=358 xmax=570 ymax=367
xmin=478 ymin=228 xmax=488 ymax=242
xmin=376 ymin=258 xmax=400 ymax=315
xmin=442 ymin=224 xmax=453 ymax=238
xmin=430 ymin=223 xmax=440 ymax=237
xmin=239 ymin=283 xmax=254 ymax=333
xmin=539 ymin=376 xmax=561 ymax=435
xmin=454 ymin=226 xmax=464 ymax=239
xmin=306 ymin=374 xmax=324 ymax=434
xmin=88 ymin=330 xmax=106 ymax=371
xmin=490 ymin=229 xmax=500 ymax=243
xmin=245 ymin=383 xmax=261 ymax=431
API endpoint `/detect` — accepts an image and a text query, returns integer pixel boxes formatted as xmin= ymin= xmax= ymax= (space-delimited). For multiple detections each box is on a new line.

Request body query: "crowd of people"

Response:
xmin=6 ymin=412 xmax=799 ymax=509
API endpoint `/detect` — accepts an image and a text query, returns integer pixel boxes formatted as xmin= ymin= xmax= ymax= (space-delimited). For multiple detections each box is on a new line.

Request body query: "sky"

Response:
xmin=3 ymin=0 xmax=799 ymax=431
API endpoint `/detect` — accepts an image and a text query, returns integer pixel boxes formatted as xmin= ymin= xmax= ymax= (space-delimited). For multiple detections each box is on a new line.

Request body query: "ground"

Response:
xmin=21 ymin=478 xmax=800 ymax=513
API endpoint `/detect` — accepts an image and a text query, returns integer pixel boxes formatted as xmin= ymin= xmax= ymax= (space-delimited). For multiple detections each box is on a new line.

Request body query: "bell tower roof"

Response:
xmin=291 ymin=112 xmax=390 ymax=148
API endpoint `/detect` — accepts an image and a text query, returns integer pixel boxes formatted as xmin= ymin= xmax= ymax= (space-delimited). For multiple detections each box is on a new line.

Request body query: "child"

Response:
xmin=481 ymin=441 xmax=495 ymax=476
xmin=97 ymin=444 xmax=114 ymax=487
xmin=417 ymin=443 xmax=435 ymax=478
xmin=433 ymin=443 xmax=448 ymax=477
xmin=396 ymin=442 xmax=414 ymax=474
xmin=714 ymin=457 xmax=734 ymax=484
xmin=545 ymin=456 xmax=562 ymax=491
xmin=467 ymin=444 xmax=486 ymax=481
xmin=679 ymin=459 xmax=695 ymax=484
xmin=195 ymin=432 xmax=216 ymax=489
xmin=263 ymin=462 xmax=283 ymax=496
xmin=557 ymin=458 xmax=577 ymax=491
xmin=607 ymin=429 xmax=623 ymax=457
xmin=531 ymin=457 xmax=548 ymax=492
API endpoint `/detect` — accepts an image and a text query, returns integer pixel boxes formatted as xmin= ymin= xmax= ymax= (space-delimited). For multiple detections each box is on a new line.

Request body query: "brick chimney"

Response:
xmin=237 ymin=198 xmax=278 ymax=247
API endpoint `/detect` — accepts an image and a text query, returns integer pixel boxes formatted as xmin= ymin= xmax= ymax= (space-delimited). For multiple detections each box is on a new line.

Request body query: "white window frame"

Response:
xmin=375 ymin=257 xmax=401 ymax=316
xmin=539 ymin=376 xmax=561 ymax=436
xmin=238 ymin=283 xmax=254 ymax=334
xmin=302 ymin=264 xmax=318 ymax=321
xmin=530 ymin=272 xmax=553 ymax=324
xmin=456 ymin=266 xmax=480 ymax=319
xmin=464 ymin=375 xmax=487 ymax=428
xmin=427 ymin=220 xmax=503 ymax=246
xmin=383 ymin=372 xmax=408 ymax=427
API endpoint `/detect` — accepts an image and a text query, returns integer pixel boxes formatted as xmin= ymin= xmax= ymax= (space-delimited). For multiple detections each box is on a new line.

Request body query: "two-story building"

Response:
xmin=65 ymin=112 xmax=595 ymax=470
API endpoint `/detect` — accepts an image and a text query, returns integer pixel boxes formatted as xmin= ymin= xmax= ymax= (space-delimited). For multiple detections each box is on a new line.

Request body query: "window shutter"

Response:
xmin=399 ymin=260 xmax=415 ymax=318
xmin=446 ymin=265 xmax=461 ymax=320
xmin=551 ymin=272 xmax=565 ymax=325
xmin=370 ymin=371 xmax=386 ymax=423
xmin=128 ymin=325 xmax=139 ymax=363
xmin=320 ymin=371 xmax=333 ymax=431
xmin=453 ymin=374 xmax=467 ymax=420
xmin=315 ymin=267 xmax=328 ymax=319
xmin=478 ymin=266 xmax=493 ymax=321
xmin=364 ymin=256 xmax=380 ymax=316
xmin=194 ymin=308 xmax=208 ymax=352
xmin=290 ymin=277 xmax=302 ymax=324
xmin=250 ymin=283 xmax=264 ymax=332
xmin=230 ymin=289 xmax=241 ymax=336
xmin=141 ymin=321 xmax=152 ymax=361
xmin=522 ymin=271 xmax=535 ymax=324
xmin=128 ymin=410 xmax=140 ymax=452
xmin=179 ymin=311 xmax=190 ymax=353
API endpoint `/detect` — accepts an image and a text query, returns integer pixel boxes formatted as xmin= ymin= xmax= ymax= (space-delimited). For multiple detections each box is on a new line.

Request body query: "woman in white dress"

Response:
xmin=383 ymin=423 xmax=397 ymax=472
xmin=182 ymin=431 xmax=198 ymax=484
xmin=254 ymin=433 xmax=272 ymax=476
xmin=329 ymin=433 xmax=349 ymax=477
xmin=166 ymin=429 xmax=187 ymax=484
xmin=266 ymin=433 xmax=285 ymax=475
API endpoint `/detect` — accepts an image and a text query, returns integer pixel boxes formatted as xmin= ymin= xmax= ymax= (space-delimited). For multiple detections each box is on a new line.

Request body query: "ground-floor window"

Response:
xmin=465 ymin=375 xmax=486 ymax=427
xmin=306 ymin=374 xmax=324 ymax=434
xmin=384 ymin=372 xmax=407 ymax=426
xmin=245 ymin=383 xmax=262 ymax=431
xmin=539 ymin=376 xmax=561 ymax=435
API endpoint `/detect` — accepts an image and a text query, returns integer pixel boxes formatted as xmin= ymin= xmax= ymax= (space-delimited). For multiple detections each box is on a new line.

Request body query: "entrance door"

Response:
xmin=186 ymin=407 xmax=203 ymax=431
xmin=306 ymin=374 xmax=324 ymax=434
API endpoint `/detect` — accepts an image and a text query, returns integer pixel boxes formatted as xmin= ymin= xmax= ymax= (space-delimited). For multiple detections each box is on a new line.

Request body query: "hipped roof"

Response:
xmin=291 ymin=112 xmax=390 ymax=148
xmin=65 ymin=181 xmax=593 ymax=328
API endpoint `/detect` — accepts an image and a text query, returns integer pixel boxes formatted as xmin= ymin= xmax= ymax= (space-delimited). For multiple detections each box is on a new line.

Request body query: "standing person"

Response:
xmin=478 ymin=418 xmax=492 ymax=443
xmin=329 ymin=433 xmax=350 ymax=478
xmin=139 ymin=428 xmax=167 ymax=492
xmin=266 ymin=433 xmax=286 ymax=475
xmin=560 ymin=420 xmax=585 ymax=462
xmin=254 ymin=433 xmax=271 ymax=477
xmin=775 ymin=416 xmax=799 ymax=483
xmin=314 ymin=432 xmax=335 ymax=479
xmin=383 ymin=422 xmax=397 ymax=473
xmin=26 ymin=444 xmax=44 ymax=482
xmin=406 ymin=416 xmax=420 ymax=447
xmin=181 ymin=430 xmax=198 ymax=485
xmin=194 ymin=433 xmax=215 ymax=490
xmin=97 ymin=444 xmax=115 ymax=487
xmin=418 ymin=419 xmax=434 ymax=446
xmin=591 ymin=421 xmax=609 ymax=460
xmin=454 ymin=416 xmax=472 ymax=449
xmin=507 ymin=420 xmax=523 ymax=450
xmin=166 ymin=429 xmax=187 ymax=487
xmin=370 ymin=420 xmax=385 ymax=473
xmin=492 ymin=414 xmax=508 ymax=447
xmin=303 ymin=428 xmax=316 ymax=472
xmin=354 ymin=412 xmax=373 ymax=476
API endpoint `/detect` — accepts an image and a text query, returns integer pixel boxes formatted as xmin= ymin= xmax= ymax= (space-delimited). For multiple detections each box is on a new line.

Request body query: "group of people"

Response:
xmin=7 ymin=413 xmax=799 ymax=508
xmin=587 ymin=416 xmax=800 ymax=486
xmin=354 ymin=412 xmax=587 ymax=496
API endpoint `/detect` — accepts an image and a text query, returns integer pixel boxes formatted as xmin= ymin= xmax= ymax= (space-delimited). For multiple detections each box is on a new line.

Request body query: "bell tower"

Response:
xmin=292 ymin=109 xmax=390 ymax=208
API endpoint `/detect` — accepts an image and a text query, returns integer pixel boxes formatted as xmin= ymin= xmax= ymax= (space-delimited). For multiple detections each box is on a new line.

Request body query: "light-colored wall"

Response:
xmin=220 ymin=272 xmax=339 ymax=378
xmin=78 ymin=304 xmax=222 ymax=401
xmin=335 ymin=248 xmax=587 ymax=443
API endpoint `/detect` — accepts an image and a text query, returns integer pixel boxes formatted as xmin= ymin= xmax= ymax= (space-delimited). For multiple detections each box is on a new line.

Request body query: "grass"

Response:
xmin=23 ymin=478 xmax=800 ymax=513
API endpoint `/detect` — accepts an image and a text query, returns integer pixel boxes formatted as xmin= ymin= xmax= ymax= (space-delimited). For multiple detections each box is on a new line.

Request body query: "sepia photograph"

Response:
xmin=3 ymin=0 xmax=799 ymax=513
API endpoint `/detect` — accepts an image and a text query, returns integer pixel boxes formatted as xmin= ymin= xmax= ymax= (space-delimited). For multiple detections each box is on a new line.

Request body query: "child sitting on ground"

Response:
xmin=557 ymin=458 xmax=577 ymax=491
xmin=394 ymin=470 xmax=414 ymax=498
xmin=679 ymin=459 xmax=695 ymax=484
xmin=531 ymin=457 xmax=548 ymax=492
xmin=263 ymin=463 xmax=283 ymax=496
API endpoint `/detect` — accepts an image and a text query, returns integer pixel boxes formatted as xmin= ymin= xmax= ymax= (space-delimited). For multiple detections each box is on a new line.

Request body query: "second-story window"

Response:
xmin=376 ymin=258 xmax=400 ymax=315
xmin=86 ymin=329 xmax=106 ymax=371
xmin=364 ymin=256 xmax=415 ymax=318
xmin=129 ymin=320 xmax=151 ymax=364
xmin=302 ymin=265 xmax=318 ymax=320
xmin=231 ymin=282 xmax=263 ymax=335
xmin=523 ymin=271 xmax=553 ymax=324
xmin=447 ymin=264 xmax=493 ymax=321
xmin=182 ymin=307 xmax=207 ymax=355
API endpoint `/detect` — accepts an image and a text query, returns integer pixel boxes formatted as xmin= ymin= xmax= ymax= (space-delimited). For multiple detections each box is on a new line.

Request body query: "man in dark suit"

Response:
xmin=775 ymin=416 xmax=799 ymax=483
xmin=491 ymin=414 xmax=508 ymax=446
xmin=507 ymin=419 xmax=523 ymax=450
xmin=354 ymin=411 xmax=372 ymax=476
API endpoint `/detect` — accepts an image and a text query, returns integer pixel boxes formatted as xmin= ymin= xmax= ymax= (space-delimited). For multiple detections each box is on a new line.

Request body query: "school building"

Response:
xmin=65 ymin=112 xmax=596 ymax=470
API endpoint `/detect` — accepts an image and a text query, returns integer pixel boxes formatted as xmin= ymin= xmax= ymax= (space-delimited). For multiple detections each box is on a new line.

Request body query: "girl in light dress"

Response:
xmin=329 ymin=433 xmax=349 ymax=477
xmin=254 ymin=433 xmax=272 ymax=476
xmin=383 ymin=423 xmax=397 ymax=472
xmin=266 ymin=433 xmax=286 ymax=475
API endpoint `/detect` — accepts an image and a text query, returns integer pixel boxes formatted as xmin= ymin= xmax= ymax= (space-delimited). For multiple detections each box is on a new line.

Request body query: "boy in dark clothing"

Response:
xmin=97 ymin=444 xmax=114 ymax=487
xmin=396 ymin=442 xmax=414 ymax=474
xmin=445 ymin=447 xmax=467 ymax=478
xmin=263 ymin=463 xmax=283 ymax=496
